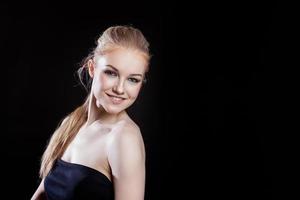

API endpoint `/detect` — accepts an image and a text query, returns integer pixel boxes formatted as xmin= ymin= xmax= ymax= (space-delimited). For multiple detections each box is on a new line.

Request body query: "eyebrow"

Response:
xmin=106 ymin=64 xmax=143 ymax=77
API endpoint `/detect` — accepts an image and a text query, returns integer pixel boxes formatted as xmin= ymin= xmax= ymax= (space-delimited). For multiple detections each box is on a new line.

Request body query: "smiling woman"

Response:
xmin=31 ymin=25 xmax=151 ymax=200
xmin=89 ymin=47 xmax=148 ymax=114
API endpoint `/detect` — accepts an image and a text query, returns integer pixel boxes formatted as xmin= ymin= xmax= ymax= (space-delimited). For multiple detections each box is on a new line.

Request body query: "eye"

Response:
xmin=128 ymin=77 xmax=141 ymax=83
xmin=104 ymin=70 xmax=117 ymax=77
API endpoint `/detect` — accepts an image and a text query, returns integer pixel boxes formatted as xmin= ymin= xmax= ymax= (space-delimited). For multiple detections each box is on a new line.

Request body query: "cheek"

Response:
xmin=94 ymin=74 xmax=115 ymax=91
xmin=100 ymin=75 xmax=113 ymax=89
xmin=127 ymin=85 xmax=142 ymax=99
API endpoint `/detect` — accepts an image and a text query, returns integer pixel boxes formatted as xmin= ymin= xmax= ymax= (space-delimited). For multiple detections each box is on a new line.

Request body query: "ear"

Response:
xmin=87 ymin=59 xmax=95 ymax=78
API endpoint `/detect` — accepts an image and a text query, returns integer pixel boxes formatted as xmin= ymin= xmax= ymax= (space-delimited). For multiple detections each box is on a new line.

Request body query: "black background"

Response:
xmin=1 ymin=0 xmax=294 ymax=199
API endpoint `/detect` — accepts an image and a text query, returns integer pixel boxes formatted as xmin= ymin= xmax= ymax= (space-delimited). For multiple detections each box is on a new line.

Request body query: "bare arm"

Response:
xmin=31 ymin=178 xmax=47 ymax=200
xmin=108 ymin=126 xmax=146 ymax=200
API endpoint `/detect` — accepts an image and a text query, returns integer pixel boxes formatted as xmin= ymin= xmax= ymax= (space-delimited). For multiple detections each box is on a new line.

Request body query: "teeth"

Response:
xmin=108 ymin=94 xmax=123 ymax=99
xmin=107 ymin=93 xmax=124 ymax=103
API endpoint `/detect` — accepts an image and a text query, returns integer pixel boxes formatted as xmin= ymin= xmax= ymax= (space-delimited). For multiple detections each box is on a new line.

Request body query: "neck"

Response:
xmin=86 ymin=93 xmax=124 ymax=126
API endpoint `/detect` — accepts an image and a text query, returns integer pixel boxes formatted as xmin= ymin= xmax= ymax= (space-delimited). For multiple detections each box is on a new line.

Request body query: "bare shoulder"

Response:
xmin=112 ymin=118 xmax=144 ymax=144
xmin=107 ymin=119 xmax=146 ymax=168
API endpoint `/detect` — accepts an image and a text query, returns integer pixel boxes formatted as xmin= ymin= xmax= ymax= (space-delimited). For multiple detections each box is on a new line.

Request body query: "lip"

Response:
xmin=106 ymin=93 xmax=126 ymax=104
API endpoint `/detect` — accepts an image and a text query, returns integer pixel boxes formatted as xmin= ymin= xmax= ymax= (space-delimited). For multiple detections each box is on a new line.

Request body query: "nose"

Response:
xmin=112 ymin=79 xmax=125 ymax=95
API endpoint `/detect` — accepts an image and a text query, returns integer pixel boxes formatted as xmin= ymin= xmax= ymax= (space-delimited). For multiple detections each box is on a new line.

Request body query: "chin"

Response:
xmin=104 ymin=105 xmax=125 ymax=115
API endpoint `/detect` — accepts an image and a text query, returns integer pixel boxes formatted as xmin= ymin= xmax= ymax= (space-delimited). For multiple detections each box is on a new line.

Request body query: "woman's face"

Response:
xmin=89 ymin=47 xmax=148 ymax=114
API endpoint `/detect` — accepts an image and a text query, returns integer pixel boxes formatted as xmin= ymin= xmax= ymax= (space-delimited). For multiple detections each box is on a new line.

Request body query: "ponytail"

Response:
xmin=39 ymin=95 xmax=90 ymax=178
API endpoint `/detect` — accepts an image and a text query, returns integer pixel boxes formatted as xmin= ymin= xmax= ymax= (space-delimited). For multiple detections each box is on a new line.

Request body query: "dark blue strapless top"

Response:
xmin=44 ymin=159 xmax=114 ymax=200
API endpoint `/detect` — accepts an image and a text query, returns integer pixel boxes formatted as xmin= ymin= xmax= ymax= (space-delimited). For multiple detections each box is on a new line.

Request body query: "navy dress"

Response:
xmin=44 ymin=159 xmax=114 ymax=200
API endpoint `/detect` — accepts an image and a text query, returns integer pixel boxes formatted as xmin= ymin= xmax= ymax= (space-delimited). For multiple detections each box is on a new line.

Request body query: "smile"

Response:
xmin=106 ymin=93 xmax=126 ymax=104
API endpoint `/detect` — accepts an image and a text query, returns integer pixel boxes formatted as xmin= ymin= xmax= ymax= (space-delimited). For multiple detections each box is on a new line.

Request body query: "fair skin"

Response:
xmin=31 ymin=47 xmax=148 ymax=200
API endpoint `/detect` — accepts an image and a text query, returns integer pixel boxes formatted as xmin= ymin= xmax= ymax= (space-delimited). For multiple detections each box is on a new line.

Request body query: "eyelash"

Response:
xmin=128 ymin=78 xmax=140 ymax=83
xmin=104 ymin=70 xmax=117 ymax=77
xmin=104 ymin=70 xmax=141 ymax=83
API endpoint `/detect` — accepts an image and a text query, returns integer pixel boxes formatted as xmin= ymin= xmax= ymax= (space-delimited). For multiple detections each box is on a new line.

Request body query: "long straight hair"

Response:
xmin=39 ymin=25 xmax=150 ymax=178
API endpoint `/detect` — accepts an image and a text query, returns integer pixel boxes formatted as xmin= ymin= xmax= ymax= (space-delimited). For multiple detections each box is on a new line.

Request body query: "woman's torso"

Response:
xmin=44 ymin=116 xmax=135 ymax=200
xmin=61 ymin=120 xmax=115 ymax=182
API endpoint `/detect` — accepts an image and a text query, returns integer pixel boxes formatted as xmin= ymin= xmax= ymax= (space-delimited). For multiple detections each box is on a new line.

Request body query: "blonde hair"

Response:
xmin=39 ymin=25 xmax=150 ymax=178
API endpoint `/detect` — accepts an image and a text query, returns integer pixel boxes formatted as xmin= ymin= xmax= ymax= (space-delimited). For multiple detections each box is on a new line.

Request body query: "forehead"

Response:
xmin=95 ymin=48 xmax=147 ymax=74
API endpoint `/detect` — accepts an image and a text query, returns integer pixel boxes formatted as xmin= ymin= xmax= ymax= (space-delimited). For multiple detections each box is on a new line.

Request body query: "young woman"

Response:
xmin=31 ymin=25 xmax=151 ymax=200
